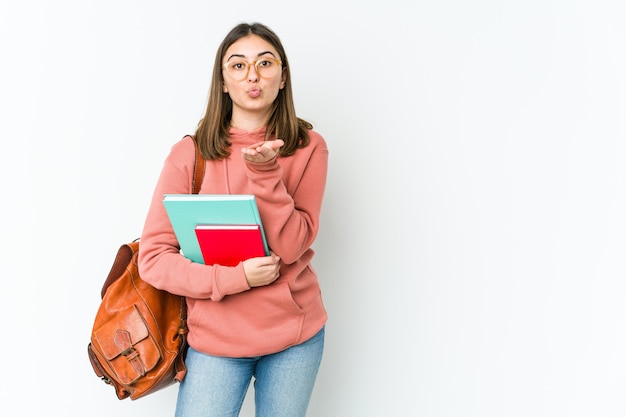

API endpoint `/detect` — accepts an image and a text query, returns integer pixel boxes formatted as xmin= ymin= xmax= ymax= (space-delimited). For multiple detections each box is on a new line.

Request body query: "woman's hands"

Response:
xmin=243 ymin=252 xmax=281 ymax=287
xmin=241 ymin=139 xmax=284 ymax=163
xmin=240 ymin=139 xmax=284 ymax=287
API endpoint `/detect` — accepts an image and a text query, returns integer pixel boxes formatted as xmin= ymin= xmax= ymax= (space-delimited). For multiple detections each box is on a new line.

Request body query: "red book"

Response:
xmin=194 ymin=224 xmax=266 ymax=266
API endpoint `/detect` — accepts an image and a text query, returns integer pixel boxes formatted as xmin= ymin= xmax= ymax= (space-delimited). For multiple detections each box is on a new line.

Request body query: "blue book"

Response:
xmin=163 ymin=194 xmax=270 ymax=264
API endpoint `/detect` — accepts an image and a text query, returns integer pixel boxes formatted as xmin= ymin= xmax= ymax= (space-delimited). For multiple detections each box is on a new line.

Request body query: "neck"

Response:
xmin=230 ymin=110 xmax=270 ymax=131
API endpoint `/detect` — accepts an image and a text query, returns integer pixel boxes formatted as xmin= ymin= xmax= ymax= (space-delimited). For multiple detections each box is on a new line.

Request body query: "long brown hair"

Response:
xmin=194 ymin=22 xmax=312 ymax=160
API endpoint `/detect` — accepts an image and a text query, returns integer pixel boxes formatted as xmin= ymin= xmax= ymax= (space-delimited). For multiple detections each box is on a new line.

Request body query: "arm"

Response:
xmin=137 ymin=137 xmax=252 ymax=300
xmin=243 ymin=131 xmax=329 ymax=264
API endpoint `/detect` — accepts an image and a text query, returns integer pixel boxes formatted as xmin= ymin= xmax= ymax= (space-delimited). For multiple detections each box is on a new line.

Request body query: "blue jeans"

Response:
xmin=175 ymin=327 xmax=325 ymax=417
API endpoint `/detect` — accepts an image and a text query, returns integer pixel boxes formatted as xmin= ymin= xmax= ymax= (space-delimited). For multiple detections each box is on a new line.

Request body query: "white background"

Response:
xmin=1 ymin=0 xmax=625 ymax=416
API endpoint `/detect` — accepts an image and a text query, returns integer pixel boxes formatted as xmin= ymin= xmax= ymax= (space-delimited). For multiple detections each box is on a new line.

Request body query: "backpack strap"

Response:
xmin=188 ymin=135 xmax=205 ymax=194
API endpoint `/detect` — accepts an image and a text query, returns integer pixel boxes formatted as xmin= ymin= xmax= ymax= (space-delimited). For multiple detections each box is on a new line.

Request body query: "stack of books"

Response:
xmin=163 ymin=194 xmax=269 ymax=266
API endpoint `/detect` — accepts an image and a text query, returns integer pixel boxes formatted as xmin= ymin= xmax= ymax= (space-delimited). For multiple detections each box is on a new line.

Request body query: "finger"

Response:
xmin=269 ymin=139 xmax=284 ymax=150
xmin=256 ymin=254 xmax=280 ymax=267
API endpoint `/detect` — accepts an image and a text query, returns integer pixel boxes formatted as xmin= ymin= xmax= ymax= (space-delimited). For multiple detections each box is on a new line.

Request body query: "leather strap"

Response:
xmin=114 ymin=330 xmax=146 ymax=377
xmin=189 ymin=135 xmax=205 ymax=194
xmin=177 ymin=134 xmax=203 ymax=377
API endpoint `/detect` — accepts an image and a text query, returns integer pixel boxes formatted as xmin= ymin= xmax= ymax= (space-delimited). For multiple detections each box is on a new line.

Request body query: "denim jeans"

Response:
xmin=175 ymin=327 xmax=325 ymax=417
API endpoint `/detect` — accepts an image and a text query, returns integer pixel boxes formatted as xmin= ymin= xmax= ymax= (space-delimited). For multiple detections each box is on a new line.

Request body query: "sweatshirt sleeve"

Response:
xmin=245 ymin=131 xmax=329 ymax=264
xmin=137 ymin=136 xmax=251 ymax=300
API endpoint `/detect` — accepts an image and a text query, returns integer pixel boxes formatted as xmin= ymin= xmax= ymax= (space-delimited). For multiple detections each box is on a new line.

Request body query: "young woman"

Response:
xmin=138 ymin=22 xmax=328 ymax=417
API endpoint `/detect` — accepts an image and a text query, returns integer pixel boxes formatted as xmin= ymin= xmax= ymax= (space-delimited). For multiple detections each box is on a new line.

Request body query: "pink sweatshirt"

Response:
xmin=138 ymin=129 xmax=328 ymax=357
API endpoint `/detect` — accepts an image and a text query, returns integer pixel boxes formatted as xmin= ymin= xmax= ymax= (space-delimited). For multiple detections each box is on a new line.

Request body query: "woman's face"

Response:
xmin=222 ymin=34 xmax=286 ymax=123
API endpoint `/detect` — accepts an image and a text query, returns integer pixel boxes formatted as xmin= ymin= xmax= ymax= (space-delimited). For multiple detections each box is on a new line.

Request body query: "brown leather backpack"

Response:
xmin=87 ymin=136 xmax=205 ymax=400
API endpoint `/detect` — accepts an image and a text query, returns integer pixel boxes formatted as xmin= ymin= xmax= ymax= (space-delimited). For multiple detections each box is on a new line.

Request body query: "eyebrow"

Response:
xmin=226 ymin=50 xmax=277 ymax=61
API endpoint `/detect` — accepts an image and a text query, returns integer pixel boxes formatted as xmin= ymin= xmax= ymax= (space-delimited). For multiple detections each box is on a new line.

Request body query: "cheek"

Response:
xmin=222 ymin=77 xmax=238 ymax=93
xmin=269 ymin=77 xmax=284 ymax=91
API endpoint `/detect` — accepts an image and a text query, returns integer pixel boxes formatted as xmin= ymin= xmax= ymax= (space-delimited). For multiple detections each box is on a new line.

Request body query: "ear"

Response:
xmin=223 ymin=84 xmax=228 ymax=93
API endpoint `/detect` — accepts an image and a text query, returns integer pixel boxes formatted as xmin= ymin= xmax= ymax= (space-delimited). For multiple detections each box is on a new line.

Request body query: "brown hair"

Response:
xmin=194 ymin=22 xmax=312 ymax=160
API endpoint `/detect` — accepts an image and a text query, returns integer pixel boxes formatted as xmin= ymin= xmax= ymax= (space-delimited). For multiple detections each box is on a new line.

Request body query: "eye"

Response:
xmin=230 ymin=61 xmax=247 ymax=71
xmin=258 ymin=59 xmax=274 ymax=68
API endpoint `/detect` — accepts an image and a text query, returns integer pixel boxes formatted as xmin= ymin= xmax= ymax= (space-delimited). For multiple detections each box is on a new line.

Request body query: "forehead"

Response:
xmin=224 ymin=34 xmax=278 ymax=60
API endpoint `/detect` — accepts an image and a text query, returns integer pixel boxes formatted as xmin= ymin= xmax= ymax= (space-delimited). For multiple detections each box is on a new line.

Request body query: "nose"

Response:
xmin=247 ymin=63 xmax=260 ymax=81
